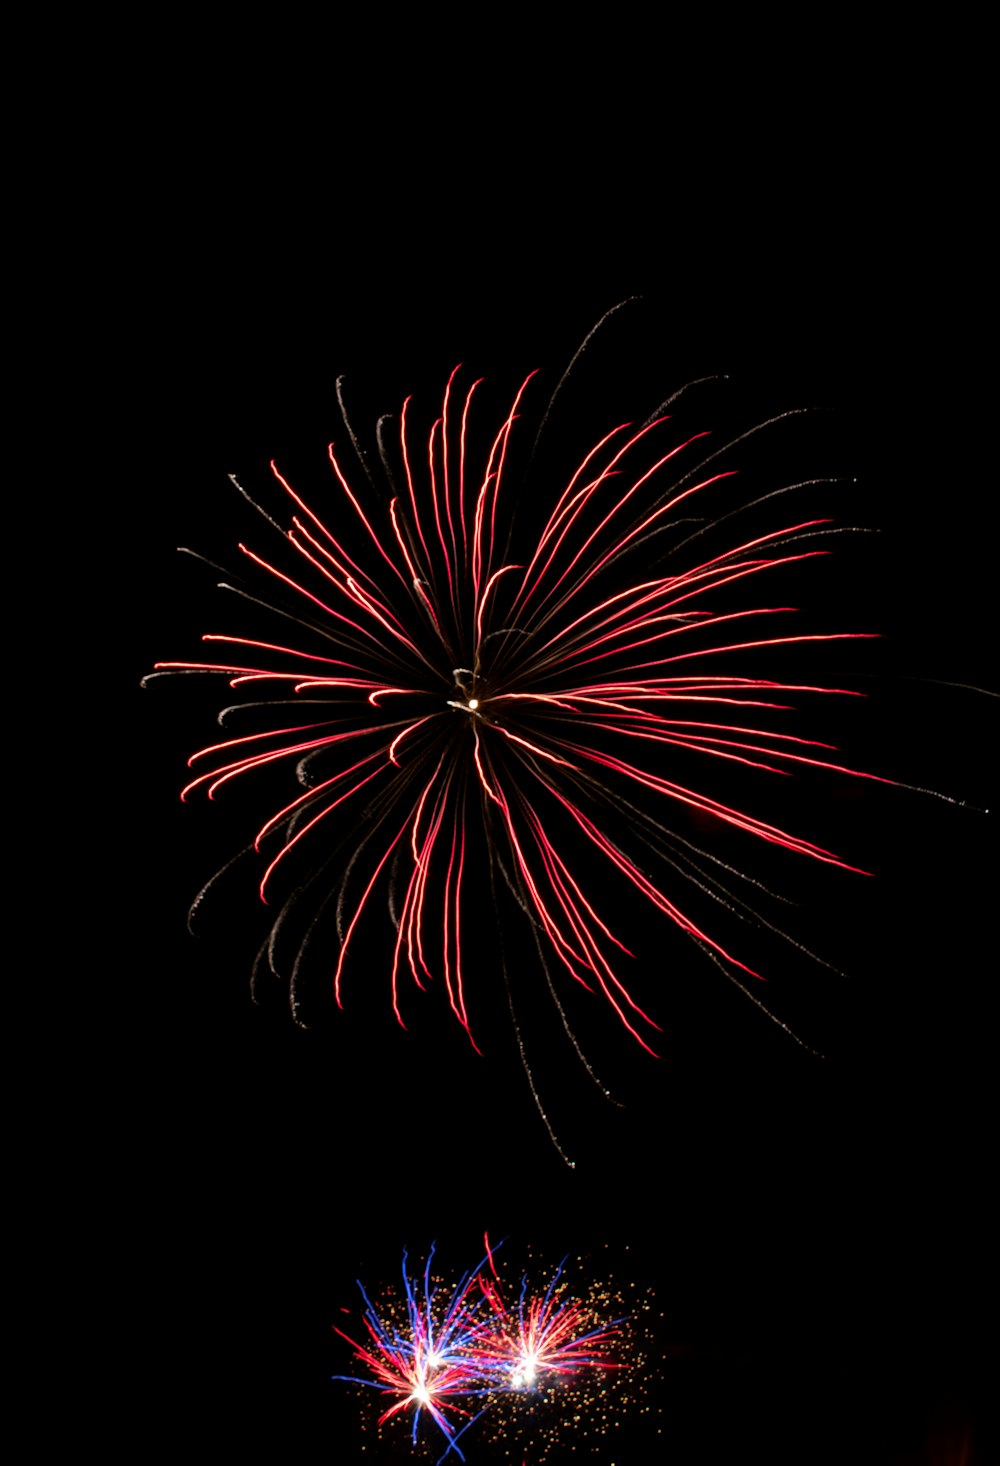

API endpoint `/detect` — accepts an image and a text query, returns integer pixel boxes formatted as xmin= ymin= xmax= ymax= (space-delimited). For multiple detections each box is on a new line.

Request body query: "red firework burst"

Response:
xmin=476 ymin=1260 xmax=625 ymax=1391
xmin=148 ymin=307 xmax=885 ymax=1137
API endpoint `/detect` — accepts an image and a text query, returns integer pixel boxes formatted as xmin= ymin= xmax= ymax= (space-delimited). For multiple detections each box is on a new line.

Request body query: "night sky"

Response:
xmin=121 ymin=83 xmax=995 ymax=1466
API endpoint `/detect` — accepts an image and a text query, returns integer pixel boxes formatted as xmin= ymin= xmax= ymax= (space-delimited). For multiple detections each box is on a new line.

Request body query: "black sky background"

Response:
xmin=113 ymin=65 xmax=996 ymax=1466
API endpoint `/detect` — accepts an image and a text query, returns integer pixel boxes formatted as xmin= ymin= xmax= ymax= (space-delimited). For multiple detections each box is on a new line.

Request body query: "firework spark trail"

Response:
xmin=149 ymin=327 xmax=885 ymax=1103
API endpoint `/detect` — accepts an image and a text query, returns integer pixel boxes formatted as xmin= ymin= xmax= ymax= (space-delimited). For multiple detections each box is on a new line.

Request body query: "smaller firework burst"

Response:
xmin=476 ymin=1255 xmax=625 ymax=1392
xmin=334 ymin=1240 xmax=651 ymax=1462
xmin=333 ymin=1244 xmax=495 ymax=1458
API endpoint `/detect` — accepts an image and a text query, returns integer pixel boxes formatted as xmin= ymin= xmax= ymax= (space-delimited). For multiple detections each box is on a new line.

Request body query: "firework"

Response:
xmin=332 ymin=1245 xmax=496 ymax=1458
xmin=334 ymin=1242 xmax=642 ymax=1462
xmin=148 ymin=305 xmax=884 ymax=1139
xmin=475 ymin=1256 xmax=625 ymax=1392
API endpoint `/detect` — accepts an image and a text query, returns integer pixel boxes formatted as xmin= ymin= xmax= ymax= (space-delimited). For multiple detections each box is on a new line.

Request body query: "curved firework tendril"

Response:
xmin=147 ymin=304 xmax=897 ymax=1156
xmin=333 ymin=1240 xmax=641 ymax=1463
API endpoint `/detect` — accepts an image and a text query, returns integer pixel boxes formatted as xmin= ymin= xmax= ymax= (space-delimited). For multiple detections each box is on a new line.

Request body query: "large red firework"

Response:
xmin=149 ymin=309 xmax=883 ymax=1126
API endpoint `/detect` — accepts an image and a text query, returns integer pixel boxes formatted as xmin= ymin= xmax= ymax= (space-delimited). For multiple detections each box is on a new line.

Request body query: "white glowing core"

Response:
xmin=511 ymin=1352 xmax=538 ymax=1388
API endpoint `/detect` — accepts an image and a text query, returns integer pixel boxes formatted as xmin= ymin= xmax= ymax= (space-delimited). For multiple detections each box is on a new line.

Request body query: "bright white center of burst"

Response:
xmin=445 ymin=695 xmax=482 ymax=715
xmin=511 ymin=1353 xmax=538 ymax=1389
xmin=411 ymin=1383 xmax=432 ymax=1406
xmin=426 ymin=1351 xmax=442 ymax=1369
